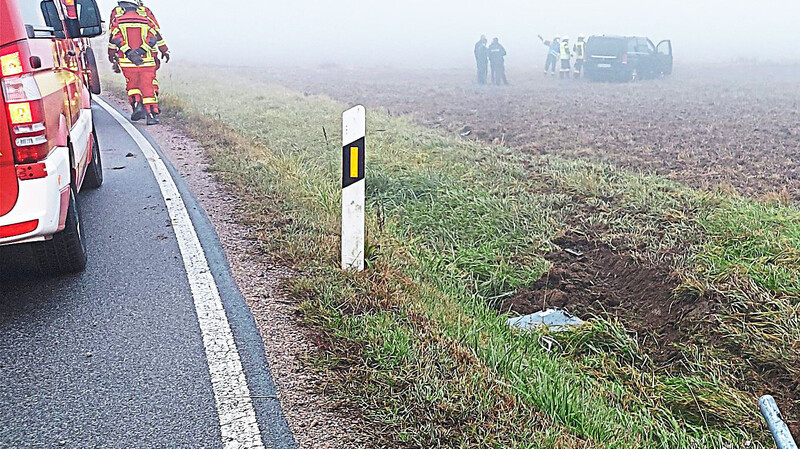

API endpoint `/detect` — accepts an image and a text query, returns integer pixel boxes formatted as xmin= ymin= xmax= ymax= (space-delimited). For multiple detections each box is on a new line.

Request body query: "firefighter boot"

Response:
xmin=146 ymin=113 xmax=160 ymax=126
xmin=131 ymin=102 xmax=147 ymax=121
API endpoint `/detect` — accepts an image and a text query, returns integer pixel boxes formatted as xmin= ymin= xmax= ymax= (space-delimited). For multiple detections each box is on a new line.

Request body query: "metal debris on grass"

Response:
xmin=508 ymin=309 xmax=585 ymax=332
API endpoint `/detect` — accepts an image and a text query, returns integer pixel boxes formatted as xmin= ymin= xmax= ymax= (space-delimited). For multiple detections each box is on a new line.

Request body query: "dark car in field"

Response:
xmin=584 ymin=35 xmax=672 ymax=82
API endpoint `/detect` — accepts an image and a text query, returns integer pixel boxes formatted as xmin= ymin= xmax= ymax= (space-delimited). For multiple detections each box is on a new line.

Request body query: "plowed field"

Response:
xmin=265 ymin=64 xmax=800 ymax=201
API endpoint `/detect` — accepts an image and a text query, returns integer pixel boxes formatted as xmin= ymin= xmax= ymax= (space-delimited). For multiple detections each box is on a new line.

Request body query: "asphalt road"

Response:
xmin=0 ymin=101 xmax=295 ymax=449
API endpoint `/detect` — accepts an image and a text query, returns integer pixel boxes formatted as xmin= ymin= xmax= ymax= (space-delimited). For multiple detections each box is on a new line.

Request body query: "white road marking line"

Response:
xmin=95 ymin=98 xmax=265 ymax=449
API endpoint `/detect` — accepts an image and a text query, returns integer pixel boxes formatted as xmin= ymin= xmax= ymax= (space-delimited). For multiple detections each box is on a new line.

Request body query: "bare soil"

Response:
xmin=503 ymin=233 xmax=799 ymax=434
xmin=502 ymin=233 xmax=705 ymax=365
xmin=263 ymin=63 xmax=800 ymax=201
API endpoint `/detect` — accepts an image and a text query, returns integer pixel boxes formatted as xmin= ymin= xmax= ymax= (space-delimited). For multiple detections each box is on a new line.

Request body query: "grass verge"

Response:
xmin=104 ymin=66 xmax=799 ymax=448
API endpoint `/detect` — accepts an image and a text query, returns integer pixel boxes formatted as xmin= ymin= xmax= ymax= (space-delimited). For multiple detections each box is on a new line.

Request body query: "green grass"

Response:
xmin=103 ymin=66 xmax=799 ymax=448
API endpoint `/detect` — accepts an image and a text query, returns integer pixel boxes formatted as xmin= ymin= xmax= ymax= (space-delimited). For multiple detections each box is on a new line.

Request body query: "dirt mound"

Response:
xmin=503 ymin=234 xmax=799 ymax=437
xmin=503 ymin=234 xmax=716 ymax=364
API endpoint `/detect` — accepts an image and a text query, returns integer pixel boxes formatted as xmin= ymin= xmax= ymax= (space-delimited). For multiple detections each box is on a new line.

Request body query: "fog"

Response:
xmin=99 ymin=0 xmax=800 ymax=68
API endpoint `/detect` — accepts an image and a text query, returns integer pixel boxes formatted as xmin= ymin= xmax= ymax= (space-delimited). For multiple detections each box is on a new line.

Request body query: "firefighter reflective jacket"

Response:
xmin=110 ymin=6 xmax=163 ymax=36
xmin=560 ymin=41 xmax=571 ymax=60
xmin=108 ymin=6 xmax=167 ymax=68
xmin=549 ymin=41 xmax=560 ymax=58
xmin=574 ymin=41 xmax=586 ymax=60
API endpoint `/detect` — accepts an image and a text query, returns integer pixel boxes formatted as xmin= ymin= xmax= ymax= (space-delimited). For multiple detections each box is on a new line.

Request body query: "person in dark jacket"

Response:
xmin=474 ymin=35 xmax=489 ymax=85
xmin=488 ymin=37 xmax=508 ymax=85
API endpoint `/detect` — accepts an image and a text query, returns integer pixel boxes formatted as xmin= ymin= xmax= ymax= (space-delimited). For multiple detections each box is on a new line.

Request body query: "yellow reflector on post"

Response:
xmin=0 ymin=52 xmax=23 ymax=77
xmin=350 ymin=147 xmax=359 ymax=178
xmin=8 ymin=102 xmax=33 ymax=124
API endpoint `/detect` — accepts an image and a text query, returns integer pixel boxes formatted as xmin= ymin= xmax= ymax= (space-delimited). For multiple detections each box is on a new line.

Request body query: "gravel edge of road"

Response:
xmin=101 ymin=95 xmax=360 ymax=449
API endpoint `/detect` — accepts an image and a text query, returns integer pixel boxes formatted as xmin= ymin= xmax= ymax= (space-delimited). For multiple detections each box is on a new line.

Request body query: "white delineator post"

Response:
xmin=341 ymin=105 xmax=366 ymax=271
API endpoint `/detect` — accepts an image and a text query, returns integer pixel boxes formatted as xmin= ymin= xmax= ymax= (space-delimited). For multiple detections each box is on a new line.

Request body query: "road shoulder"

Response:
xmin=101 ymin=95 xmax=361 ymax=449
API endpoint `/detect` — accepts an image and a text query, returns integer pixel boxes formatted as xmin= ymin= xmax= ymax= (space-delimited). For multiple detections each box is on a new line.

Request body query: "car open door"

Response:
xmin=657 ymin=40 xmax=673 ymax=75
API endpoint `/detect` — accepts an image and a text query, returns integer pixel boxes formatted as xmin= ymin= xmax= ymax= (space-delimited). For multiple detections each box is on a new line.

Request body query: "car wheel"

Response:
xmin=33 ymin=187 xmax=88 ymax=275
xmin=83 ymin=131 xmax=103 ymax=189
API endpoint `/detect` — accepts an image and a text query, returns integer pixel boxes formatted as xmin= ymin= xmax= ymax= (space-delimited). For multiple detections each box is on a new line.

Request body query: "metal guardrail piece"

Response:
xmin=759 ymin=395 xmax=799 ymax=449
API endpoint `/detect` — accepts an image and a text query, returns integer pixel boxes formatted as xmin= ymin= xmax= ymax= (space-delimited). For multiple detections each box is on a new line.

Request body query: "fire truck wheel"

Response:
xmin=83 ymin=131 xmax=104 ymax=189
xmin=34 ymin=187 xmax=88 ymax=275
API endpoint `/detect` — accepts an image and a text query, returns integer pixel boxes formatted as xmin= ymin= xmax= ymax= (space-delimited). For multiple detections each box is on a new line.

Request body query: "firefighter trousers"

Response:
xmin=545 ymin=54 xmax=558 ymax=74
xmin=122 ymin=66 xmax=160 ymax=114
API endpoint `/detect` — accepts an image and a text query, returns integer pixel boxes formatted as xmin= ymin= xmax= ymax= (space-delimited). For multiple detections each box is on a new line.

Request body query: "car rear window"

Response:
xmin=14 ymin=0 xmax=48 ymax=28
xmin=587 ymin=37 xmax=625 ymax=56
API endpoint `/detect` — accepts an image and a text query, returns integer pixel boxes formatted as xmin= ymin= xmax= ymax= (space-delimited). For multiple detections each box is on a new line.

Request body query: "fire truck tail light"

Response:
xmin=0 ymin=220 xmax=39 ymax=239
xmin=1 ymin=43 xmax=51 ymax=165
xmin=15 ymin=135 xmax=47 ymax=147
xmin=13 ymin=144 xmax=48 ymax=164
xmin=5 ymin=97 xmax=47 ymax=162
xmin=0 ymin=52 xmax=23 ymax=77
xmin=8 ymin=102 xmax=33 ymax=124
xmin=2 ymin=75 xmax=42 ymax=102
xmin=8 ymin=102 xmax=34 ymax=124
xmin=13 ymin=123 xmax=45 ymax=134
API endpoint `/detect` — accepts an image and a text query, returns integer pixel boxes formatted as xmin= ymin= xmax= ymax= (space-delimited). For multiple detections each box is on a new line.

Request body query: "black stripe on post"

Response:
xmin=342 ymin=136 xmax=365 ymax=188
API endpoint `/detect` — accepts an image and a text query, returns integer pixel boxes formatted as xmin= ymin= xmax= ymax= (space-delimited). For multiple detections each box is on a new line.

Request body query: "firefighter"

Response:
xmin=108 ymin=1 xmax=169 ymax=125
xmin=559 ymin=36 xmax=572 ymax=80
xmin=539 ymin=35 xmax=560 ymax=77
xmin=109 ymin=1 xmax=169 ymax=98
xmin=488 ymin=37 xmax=508 ymax=85
xmin=573 ymin=35 xmax=586 ymax=78
xmin=474 ymin=35 xmax=489 ymax=85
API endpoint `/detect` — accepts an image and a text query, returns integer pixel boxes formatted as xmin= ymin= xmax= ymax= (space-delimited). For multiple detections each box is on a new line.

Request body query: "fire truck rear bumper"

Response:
xmin=0 ymin=147 xmax=71 ymax=246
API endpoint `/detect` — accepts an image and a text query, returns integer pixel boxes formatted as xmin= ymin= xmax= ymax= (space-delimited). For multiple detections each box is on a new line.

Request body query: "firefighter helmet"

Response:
xmin=563 ymin=35 xmax=570 ymax=41
xmin=578 ymin=34 xmax=586 ymax=40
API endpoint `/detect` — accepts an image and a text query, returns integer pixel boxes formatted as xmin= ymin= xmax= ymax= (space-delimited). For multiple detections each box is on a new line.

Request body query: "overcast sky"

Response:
xmin=99 ymin=0 xmax=800 ymax=67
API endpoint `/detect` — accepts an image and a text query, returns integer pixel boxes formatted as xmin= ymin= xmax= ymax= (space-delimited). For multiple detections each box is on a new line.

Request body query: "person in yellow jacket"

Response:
xmin=559 ymin=36 xmax=572 ymax=80
xmin=573 ymin=35 xmax=586 ymax=79
xmin=108 ymin=1 xmax=169 ymax=124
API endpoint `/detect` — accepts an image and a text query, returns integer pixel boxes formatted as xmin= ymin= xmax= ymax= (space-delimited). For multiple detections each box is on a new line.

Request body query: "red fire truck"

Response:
xmin=0 ymin=0 xmax=104 ymax=274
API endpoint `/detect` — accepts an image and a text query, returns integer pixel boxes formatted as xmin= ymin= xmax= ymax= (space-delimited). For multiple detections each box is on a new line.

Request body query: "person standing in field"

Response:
xmin=108 ymin=1 xmax=169 ymax=125
xmin=573 ymin=35 xmax=586 ymax=78
xmin=488 ymin=37 xmax=508 ymax=85
xmin=474 ymin=35 xmax=489 ymax=85
xmin=539 ymin=35 xmax=560 ymax=77
xmin=559 ymin=36 xmax=572 ymax=79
